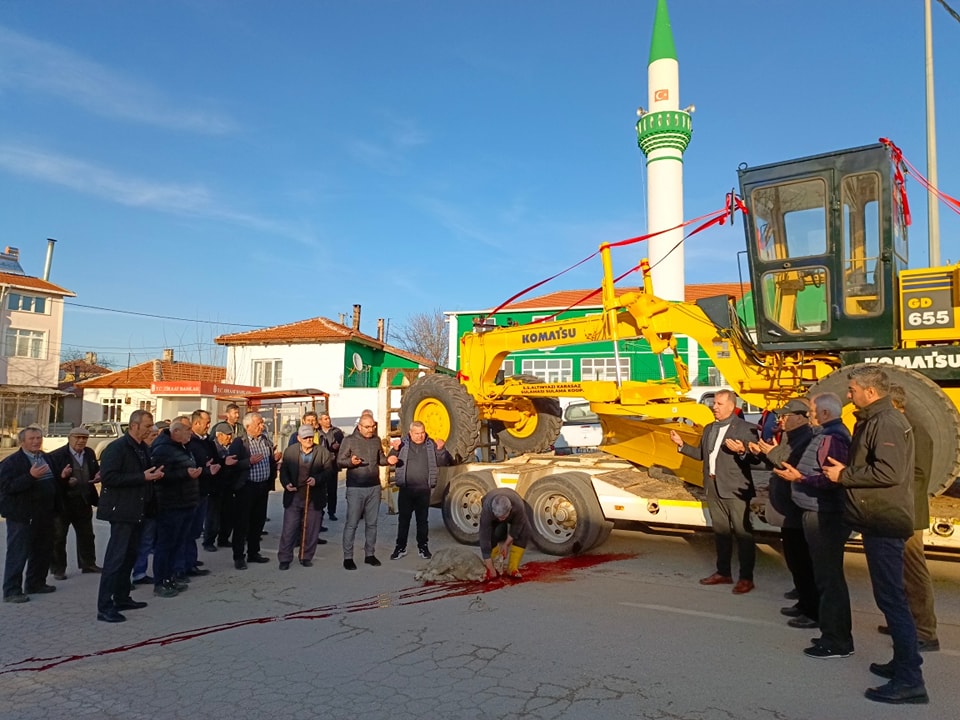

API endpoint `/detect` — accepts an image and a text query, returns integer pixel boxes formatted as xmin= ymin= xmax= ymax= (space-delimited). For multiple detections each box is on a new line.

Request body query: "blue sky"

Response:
xmin=1 ymin=0 xmax=957 ymax=370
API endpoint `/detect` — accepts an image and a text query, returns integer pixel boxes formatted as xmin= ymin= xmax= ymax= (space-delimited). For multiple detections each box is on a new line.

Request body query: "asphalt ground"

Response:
xmin=1 ymin=488 xmax=958 ymax=720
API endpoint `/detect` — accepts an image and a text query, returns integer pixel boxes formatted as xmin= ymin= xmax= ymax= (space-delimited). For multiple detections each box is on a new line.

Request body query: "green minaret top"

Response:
xmin=648 ymin=0 xmax=677 ymax=64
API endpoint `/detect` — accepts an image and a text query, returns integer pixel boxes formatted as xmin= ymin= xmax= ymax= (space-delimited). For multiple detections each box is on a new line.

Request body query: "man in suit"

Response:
xmin=670 ymin=389 xmax=758 ymax=594
xmin=48 ymin=427 xmax=101 ymax=579
xmin=1 ymin=426 xmax=59 ymax=602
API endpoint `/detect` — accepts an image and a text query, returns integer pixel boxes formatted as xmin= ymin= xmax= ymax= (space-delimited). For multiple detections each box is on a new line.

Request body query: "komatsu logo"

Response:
xmin=864 ymin=350 xmax=960 ymax=370
xmin=521 ymin=328 xmax=577 ymax=344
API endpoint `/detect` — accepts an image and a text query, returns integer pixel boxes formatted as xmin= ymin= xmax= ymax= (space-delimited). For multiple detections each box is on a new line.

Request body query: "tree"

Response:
xmin=393 ymin=309 xmax=448 ymax=367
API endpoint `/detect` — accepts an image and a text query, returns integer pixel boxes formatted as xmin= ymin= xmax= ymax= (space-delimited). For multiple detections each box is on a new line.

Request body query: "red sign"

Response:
xmin=150 ymin=381 xmax=261 ymax=396
xmin=654 ymin=89 xmax=669 ymax=102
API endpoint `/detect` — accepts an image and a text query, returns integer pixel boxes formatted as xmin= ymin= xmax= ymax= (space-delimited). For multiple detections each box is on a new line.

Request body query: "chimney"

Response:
xmin=43 ymin=238 xmax=57 ymax=281
xmin=351 ymin=304 xmax=361 ymax=331
xmin=84 ymin=352 xmax=97 ymax=365
xmin=377 ymin=318 xmax=385 ymax=342
xmin=152 ymin=360 xmax=163 ymax=380
xmin=338 ymin=313 xmax=346 ymax=325
xmin=162 ymin=348 xmax=174 ymax=363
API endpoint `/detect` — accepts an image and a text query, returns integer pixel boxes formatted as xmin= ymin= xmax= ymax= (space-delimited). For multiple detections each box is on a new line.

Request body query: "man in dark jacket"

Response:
xmin=388 ymin=421 xmax=451 ymax=560
xmin=186 ymin=409 xmax=220 ymax=569
xmin=337 ymin=415 xmax=396 ymax=570
xmin=775 ymin=392 xmax=853 ymax=661
xmin=149 ymin=416 xmax=201 ymax=598
xmin=478 ymin=487 xmax=531 ymax=579
xmin=96 ymin=410 xmax=163 ymax=622
xmin=823 ymin=366 xmax=926 ymax=704
xmin=317 ymin=412 xmax=344 ymax=521
xmin=47 ymin=427 xmax=101 ymax=579
xmin=1 ymin=426 xmax=59 ymax=602
xmin=277 ymin=425 xmax=333 ymax=569
xmin=670 ymin=389 xmax=758 ymax=593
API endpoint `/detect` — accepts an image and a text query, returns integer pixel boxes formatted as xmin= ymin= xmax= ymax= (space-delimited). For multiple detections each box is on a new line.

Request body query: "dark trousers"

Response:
xmin=203 ymin=492 xmax=223 ymax=545
xmin=707 ymin=494 xmax=755 ymax=581
xmin=216 ymin=491 xmax=235 ymax=545
xmin=863 ymin=535 xmax=924 ymax=687
xmin=278 ymin=496 xmax=322 ymax=563
xmin=781 ymin=526 xmax=818 ymax=620
xmin=51 ymin=498 xmax=98 ymax=573
xmin=324 ymin=472 xmax=338 ymax=516
xmin=4 ymin=517 xmax=54 ymax=597
xmin=154 ymin=507 xmax=195 ymax=586
xmin=181 ymin=497 xmax=207 ymax=571
xmin=133 ymin=518 xmax=156 ymax=579
xmin=802 ymin=510 xmax=853 ymax=653
xmin=98 ymin=521 xmax=141 ymax=613
xmin=232 ymin=482 xmax=270 ymax=560
xmin=396 ymin=487 xmax=431 ymax=549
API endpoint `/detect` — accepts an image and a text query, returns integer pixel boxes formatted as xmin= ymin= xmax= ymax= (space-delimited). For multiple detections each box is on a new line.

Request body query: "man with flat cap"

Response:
xmin=48 ymin=427 xmax=102 ymax=579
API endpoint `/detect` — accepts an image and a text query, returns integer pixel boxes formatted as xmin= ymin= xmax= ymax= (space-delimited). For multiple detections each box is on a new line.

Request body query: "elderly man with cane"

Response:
xmin=277 ymin=425 xmax=333 ymax=570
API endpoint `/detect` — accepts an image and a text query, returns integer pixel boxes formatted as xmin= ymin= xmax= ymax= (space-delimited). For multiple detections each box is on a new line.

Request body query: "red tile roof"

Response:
xmin=76 ymin=360 xmax=225 ymax=389
xmin=215 ymin=317 xmax=435 ymax=368
xmin=493 ymin=283 xmax=749 ymax=312
xmin=0 ymin=271 xmax=75 ymax=297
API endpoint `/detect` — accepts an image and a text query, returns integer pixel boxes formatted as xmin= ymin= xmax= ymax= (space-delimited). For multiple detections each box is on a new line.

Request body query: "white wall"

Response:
xmin=226 ymin=343 xmax=345 ymax=389
xmin=0 ymin=292 xmax=65 ymax=387
xmin=81 ymin=387 xmax=154 ymax=424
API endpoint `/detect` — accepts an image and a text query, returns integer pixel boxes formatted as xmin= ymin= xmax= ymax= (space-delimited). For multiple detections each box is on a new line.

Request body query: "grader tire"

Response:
xmin=400 ymin=374 xmax=480 ymax=464
xmin=524 ymin=472 xmax=607 ymax=556
xmin=490 ymin=374 xmax=562 ymax=456
xmin=808 ymin=363 xmax=960 ymax=496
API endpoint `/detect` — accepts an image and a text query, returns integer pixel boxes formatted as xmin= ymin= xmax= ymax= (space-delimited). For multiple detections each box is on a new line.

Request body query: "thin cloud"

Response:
xmin=0 ymin=25 xmax=236 ymax=134
xmin=346 ymin=112 xmax=428 ymax=174
xmin=0 ymin=143 xmax=314 ymax=244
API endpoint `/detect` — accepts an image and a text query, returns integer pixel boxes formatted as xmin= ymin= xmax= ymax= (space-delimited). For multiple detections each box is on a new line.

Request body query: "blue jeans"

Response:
xmin=180 ymin=497 xmax=208 ymax=573
xmin=862 ymin=535 xmax=924 ymax=686
xmin=153 ymin=508 xmax=194 ymax=586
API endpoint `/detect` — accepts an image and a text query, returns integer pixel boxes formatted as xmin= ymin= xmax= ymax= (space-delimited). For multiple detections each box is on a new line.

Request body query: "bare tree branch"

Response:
xmin=392 ymin=309 xmax=448 ymax=367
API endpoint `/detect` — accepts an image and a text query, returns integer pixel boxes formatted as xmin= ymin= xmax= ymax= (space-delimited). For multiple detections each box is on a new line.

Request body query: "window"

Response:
xmin=4 ymin=328 xmax=46 ymax=358
xmin=501 ymin=359 xmax=515 ymax=377
xmin=521 ymin=358 xmax=572 ymax=382
xmin=6 ymin=293 xmax=47 ymax=314
xmin=841 ymin=172 xmax=882 ymax=317
xmin=138 ymin=400 xmax=153 ymax=414
xmin=760 ymin=267 xmax=830 ymax=335
xmin=580 ymin=357 xmax=630 ymax=381
xmin=102 ymin=399 xmax=123 ymax=421
xmin=253 ymin=359 xmax=283 ymax=388
xmin=752 ymin=179 xmax=827 ymax=261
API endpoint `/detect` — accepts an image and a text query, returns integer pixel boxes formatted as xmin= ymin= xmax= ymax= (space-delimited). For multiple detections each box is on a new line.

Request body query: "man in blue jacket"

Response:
xmin=388 ymin=421 xmax=451 ymax=561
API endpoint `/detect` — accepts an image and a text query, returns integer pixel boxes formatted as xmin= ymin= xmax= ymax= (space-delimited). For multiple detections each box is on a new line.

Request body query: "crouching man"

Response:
xmin=478 ymin=487 xmax=531 ymax=580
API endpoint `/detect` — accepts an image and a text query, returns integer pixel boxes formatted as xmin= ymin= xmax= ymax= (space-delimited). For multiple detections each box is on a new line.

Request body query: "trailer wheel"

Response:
xmin=525 ymin=472 xmax=606 ymax=556
xmin=441 ymin=471 xmax=496 ymax=545
xmin=808 ymin=363 xmax=960 ymax=495
xmin=401 ymin=374 xmax=480 ymax=463
xmin=489 ymin=374 xmax=562 ymax=456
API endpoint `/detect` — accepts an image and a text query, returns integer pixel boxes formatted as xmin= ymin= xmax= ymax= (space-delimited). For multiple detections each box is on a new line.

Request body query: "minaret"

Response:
xmin=636 ymin=0 xmax=692 ymax=302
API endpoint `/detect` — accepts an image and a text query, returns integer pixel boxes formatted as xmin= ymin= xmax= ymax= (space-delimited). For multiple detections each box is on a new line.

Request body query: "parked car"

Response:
xmin=41 ymin=421 xmax=128 ymax=457
xmin=553 ymin=401 xmax=602 ymax=455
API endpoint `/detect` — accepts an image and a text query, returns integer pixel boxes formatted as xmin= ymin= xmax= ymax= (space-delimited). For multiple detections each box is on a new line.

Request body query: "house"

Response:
xmin=445 ymin=283 xmax=751 ymax=387
xmin=75 ymin=349 xmax=230 ymax=424
xmin=214 ymin=306 xmax=435 ymax=428
xmin=55 ymin=352 xmax=112 ymax=426
xmin=0 ymin=244 xmax=75 ymax=445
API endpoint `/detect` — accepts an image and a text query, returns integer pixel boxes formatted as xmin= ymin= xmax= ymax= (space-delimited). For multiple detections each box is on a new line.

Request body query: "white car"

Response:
xmin=553 ymin=401 xmax=602 ymax=455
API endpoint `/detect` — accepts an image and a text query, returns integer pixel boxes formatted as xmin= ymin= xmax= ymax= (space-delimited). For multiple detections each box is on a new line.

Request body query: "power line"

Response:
xmin=64 ymin=301 xmax=264 ymax=328
xmin=936 ymin=0 xmax=960 ymax=24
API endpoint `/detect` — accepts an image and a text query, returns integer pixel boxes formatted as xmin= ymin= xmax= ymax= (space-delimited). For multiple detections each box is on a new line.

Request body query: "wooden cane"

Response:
xmin=299 ymin=482 xmax=311 ymax=562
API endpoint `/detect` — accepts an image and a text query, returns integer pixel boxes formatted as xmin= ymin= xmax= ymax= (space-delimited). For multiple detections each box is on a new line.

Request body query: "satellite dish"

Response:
xmin=352 ymin=352 xmax=364 ymax=372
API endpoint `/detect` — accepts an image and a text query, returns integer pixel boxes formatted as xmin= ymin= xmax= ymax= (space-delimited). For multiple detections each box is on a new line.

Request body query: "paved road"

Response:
xmin=1 ymin=491 xmax=957 ymax=719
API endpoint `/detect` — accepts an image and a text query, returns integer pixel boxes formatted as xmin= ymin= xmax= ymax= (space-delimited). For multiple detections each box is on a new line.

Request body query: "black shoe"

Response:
xmin=247 ymin=554 xmax=270 ymax=563
xmin=203 ymin=544 xmax=218 ymax=552
xmin=194 ymin=560 xmax=204 ymax=566
xmin=26 ymin=584 xmax=56 ymax=594
xmin=316 ymin=537 xmax=328 ymax=545
xmin=418 ymin=545 xmax=432 ymax=559
xmin=784 ymin=587 xmax=799 ymax=600
xmin=300 ymin=559 xmax=313 ymax=567
xmin=234 ymin=559 xmax=247 ymax=570
xmin=780 ymin=604 xmax=803 ymax=617
xmin=390 ymin=546 xmax=407 ymax=560
xmin=172 ymin=574 xmax=191 ymax=585
xmin=803 ymin=644 xmax=853 ymax=659
xmin=787 ymin=615 xmax=819 ymax=629
xmin=864 ymin=681 xmax=928 ymax=705
xmin=343 ymin=559 xmax=357 ymax=571
xmin=132 ymin=575 xmax=153 ymax=585
xmin=153 ymin=583 xmax=178 ymax=599
xmin=81 ymin=565 xmax=103 ymax=574
xmin=918 ymin=638 xmax=940 ymax=652
xmin=115 ymin=599 xmax=149 ymax=610
xmin=97 ymin=609 xmax=127 ymax=623
xmin=870 ymin=662 xmax=895 ymax=679
xmin=327 ymin=514 xmax=338 ymax=521
xmin=364 ymin=555 xmax=381 ymax=567
xmin=217 ymin=540 xmax=232 ymax=548
xmin=3 ymin=593 xmax=29 ymax=604
xmin=186 ymin=567 xmax=211 ymax=577
xmin=260 ymin=530 xmax=268 ymax=536
xmin=171 ymin=578 xmax=189 ymax=591
xmin=279 ymin=561 xmax=291 ymax=571
xmin=319 ymin=525 xmax=329 ymax=533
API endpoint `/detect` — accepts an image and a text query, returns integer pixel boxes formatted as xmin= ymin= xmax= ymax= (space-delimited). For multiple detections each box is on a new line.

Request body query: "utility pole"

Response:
xmin=925 ymin=0 xmax=941 ymax=265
